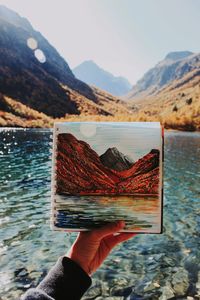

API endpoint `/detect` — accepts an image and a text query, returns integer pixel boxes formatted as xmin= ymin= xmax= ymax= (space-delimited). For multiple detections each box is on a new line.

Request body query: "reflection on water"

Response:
xmin=0 ymin=129 xmax=200 ymax=299
xmin=54 ymin=195 xmax=160 ymax=232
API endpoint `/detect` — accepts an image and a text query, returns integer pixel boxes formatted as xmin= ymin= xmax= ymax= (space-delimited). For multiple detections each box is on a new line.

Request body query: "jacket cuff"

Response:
xmin=37 ymin=256 xmax=92 ymax=300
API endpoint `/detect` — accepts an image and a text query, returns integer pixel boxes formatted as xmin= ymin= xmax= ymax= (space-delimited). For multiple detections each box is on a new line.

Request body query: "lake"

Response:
xmin=0 ymin=129 xmax=200 ymax=299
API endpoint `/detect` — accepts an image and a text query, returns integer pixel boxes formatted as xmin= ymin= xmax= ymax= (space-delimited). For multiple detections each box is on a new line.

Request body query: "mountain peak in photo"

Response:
xmin=73 ymin=60 xmax=132 ymax=96
xmin=127 ymin=50 xmax=196 ymax=99
xmin=164 ymin=51 xmax=193 ymax=61
xmin=0 ymin=5 xmax=33 ymax=30
xmin=0 ymin=5 xmax=99 ymax=117
xmin=0 ymin=4 xmax=133 ymax=126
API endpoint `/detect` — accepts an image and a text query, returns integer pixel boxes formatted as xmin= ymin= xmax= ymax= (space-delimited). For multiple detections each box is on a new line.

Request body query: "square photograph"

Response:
xmin=51 ymin=122 xmax=163 ymax=233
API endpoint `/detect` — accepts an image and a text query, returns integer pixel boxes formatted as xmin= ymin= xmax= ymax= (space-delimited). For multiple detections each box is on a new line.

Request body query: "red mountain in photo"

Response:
xmin=56 ymin=133 xmax=160 ymax=195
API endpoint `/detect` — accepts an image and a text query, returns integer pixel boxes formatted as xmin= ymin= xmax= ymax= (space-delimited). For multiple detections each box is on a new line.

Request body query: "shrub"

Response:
xmin=172 ymin=105 xmax=178 ymax=112
xmin=186 ymin=98 xmax=192 ymax=105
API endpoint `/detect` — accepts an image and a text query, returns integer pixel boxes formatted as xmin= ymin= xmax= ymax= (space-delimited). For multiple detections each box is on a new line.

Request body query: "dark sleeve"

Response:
xmin=21 ymin=256 xmax=92 ymax=300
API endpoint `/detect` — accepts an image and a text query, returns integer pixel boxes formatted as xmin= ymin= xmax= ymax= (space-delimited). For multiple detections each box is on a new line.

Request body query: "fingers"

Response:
xmin=104 ymin=232 xmax=137 ymax=248
xmin=93 ymin=221 xmax=125 ymax=240
xmin=113 ymin=232 xmax=136 ymax=244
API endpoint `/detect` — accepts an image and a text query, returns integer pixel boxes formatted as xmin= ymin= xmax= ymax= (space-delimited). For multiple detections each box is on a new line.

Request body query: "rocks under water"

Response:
xmin=0 ymin=129 xmax=200 ymax=299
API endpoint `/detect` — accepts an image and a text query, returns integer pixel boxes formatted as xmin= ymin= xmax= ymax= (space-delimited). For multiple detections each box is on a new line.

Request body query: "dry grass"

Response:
xmin=0 ymin=70 xmax=200 ymax=131
xmin=0 ymin=96 xmax=53 ymax=127
xmin=128 ymin=70 xmax=200 ymax=131
xmin=61 ymin=85 xmax=132 ymax=117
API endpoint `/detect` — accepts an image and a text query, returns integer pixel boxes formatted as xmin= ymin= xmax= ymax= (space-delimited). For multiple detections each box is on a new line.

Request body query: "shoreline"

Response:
xmin=0 ymin=126 xmax=199 ymax=133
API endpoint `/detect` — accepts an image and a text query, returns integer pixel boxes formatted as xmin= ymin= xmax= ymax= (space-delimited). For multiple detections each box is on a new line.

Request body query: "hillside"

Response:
xmin=0 ymin=5 xmax=96 ymax=116
xmin=0 ymin=5 xmax=199 ymax=131
xmin=126 ymin=51 xmax=200 ymax=131
xmin=127 ymin=51 xmax=194 ymax=99
xmin=73 ymin=60 xmax=132 ymax=96
xmin=0 ymin=86 xmax=132 ymax=127
xmin=127 ymin=65 xmax=200 ymax=131
xmin=0 ymin=5 xmax=132 ymax=127
xmin=64 ymin=65 xmax=200 ymax=132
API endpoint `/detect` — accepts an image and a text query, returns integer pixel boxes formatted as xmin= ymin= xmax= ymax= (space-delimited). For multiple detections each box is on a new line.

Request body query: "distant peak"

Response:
xmin=0 ymin=4 xmax=33 ymax=31
xmin=79 ymin=60 xmax=97 ymax=66
xmin=85 ymin=60 xmax=96 ymax=64
xmin=164 ymin=51 xmax=193 ymax=61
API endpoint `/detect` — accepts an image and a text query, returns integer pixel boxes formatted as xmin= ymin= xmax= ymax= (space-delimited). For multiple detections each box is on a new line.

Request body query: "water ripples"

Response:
xmin=0 ymin=129 xmax=200 ymax=299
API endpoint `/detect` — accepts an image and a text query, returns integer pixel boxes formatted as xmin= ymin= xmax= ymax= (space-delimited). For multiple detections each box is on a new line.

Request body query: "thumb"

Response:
xmin=94 ymin=221 xmax=125 ymax=239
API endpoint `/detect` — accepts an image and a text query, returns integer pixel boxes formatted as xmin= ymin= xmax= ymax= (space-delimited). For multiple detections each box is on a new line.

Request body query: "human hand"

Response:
xmin=66 ymin=221 xmax=136 ymax=275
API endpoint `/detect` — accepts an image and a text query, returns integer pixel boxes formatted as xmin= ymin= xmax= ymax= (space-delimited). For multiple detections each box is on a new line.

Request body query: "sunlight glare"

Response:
xmin=27 ymin=37 xmax=37 ymax=50
xmin=34 ymin=49 xmax=46 ymax=63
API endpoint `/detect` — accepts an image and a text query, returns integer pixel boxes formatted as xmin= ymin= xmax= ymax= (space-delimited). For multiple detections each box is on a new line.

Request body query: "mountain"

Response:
xmin=56 ymin=133 xmax=159 ymax=195
xmin=100 ymin=147 xmax=134 ymax=171
xmin=0 ymin=5 xmax=132 ymax=126
xmin=73 ymin=60 xmax=132 ymax=96
xmin=164 ymin=51 xmax=193 ymax=61
xmin=0 ymin=5 xmax=96 ymax=117
xmin=126 ymin=51 xmax=200 ymax=131
xmin=1 ymin=5 xmax=198 ymax=131
xmin=127 ymin=51 xmax=194 ymax=99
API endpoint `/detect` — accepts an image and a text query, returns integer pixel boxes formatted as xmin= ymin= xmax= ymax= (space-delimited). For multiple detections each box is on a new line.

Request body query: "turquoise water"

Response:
xmin=0 ymin=129 xmax=200 ymax=299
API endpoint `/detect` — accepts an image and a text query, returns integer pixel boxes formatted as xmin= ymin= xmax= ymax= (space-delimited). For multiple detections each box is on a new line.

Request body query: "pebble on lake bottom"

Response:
xmin=1 ymin=131 xmax=200 ymax=300
xmin=171 ymin=268 xmax=189 ymax=296
xmin=159 ymin=284 xmax=175 ymax=300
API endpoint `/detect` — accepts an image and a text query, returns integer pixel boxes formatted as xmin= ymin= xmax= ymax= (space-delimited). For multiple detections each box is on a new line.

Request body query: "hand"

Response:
xmin=66 ymin=221 xmax=136 ymax=275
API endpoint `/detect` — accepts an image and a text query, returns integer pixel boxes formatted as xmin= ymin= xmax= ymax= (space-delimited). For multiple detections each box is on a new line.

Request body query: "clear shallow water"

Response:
xmin=0 ymin=129 xmax=200 ymax=299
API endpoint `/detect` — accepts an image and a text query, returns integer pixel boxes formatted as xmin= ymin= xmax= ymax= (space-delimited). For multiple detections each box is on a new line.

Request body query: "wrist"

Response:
xmin=66 ymin=253 xmax=90 ymax=275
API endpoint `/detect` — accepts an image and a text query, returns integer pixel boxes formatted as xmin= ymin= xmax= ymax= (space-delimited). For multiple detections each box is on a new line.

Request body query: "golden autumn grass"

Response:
xmin=0 ymin=72 xmax=199 ymax=131
xmin=126 ymin=68 xmax=200 ymax=131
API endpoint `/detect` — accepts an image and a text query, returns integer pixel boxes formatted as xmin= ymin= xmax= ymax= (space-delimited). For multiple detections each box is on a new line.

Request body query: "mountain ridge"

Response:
xmin=125 ymin=54 xmax=200 ymax=131
xmin=0 ymin=5 xmax=199 ymax=131
xmin=164 ymin=51 xmax=193 ymax=62
xmin=127 ymin=51 xmax=195 ymax=99
xmin=0 ymin=5 xmax=132 ymax=125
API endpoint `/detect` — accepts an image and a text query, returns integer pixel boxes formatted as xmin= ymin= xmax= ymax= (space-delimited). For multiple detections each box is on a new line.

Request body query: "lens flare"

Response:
xmin=27 ymin=37 xmax=38 ymax=50
xmin=34 ymin=49 xmax=46 ymax=63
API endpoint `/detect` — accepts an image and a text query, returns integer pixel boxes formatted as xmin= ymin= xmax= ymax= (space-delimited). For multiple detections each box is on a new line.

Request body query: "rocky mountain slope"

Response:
xmin=0 ymin=5 xmax=95 ymax=116
xmin=1 ymin=5 xmax=198 ymax=131
xmin=127 ymin=51 xmax=194 ymax=99
xmin=56 ymin=133 xmax=159 ymax=195
xmin=0 ymin=5 xmax=131 ymax=126
xmin=126 ymin=51 xmax=200 ymax=131
xmin=73 ymin=60 xmax=132 ymax=96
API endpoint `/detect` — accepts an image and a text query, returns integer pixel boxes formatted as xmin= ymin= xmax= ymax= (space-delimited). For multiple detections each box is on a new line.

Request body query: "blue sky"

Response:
xmin=0 ymin=0 xmax=199 ymax=84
